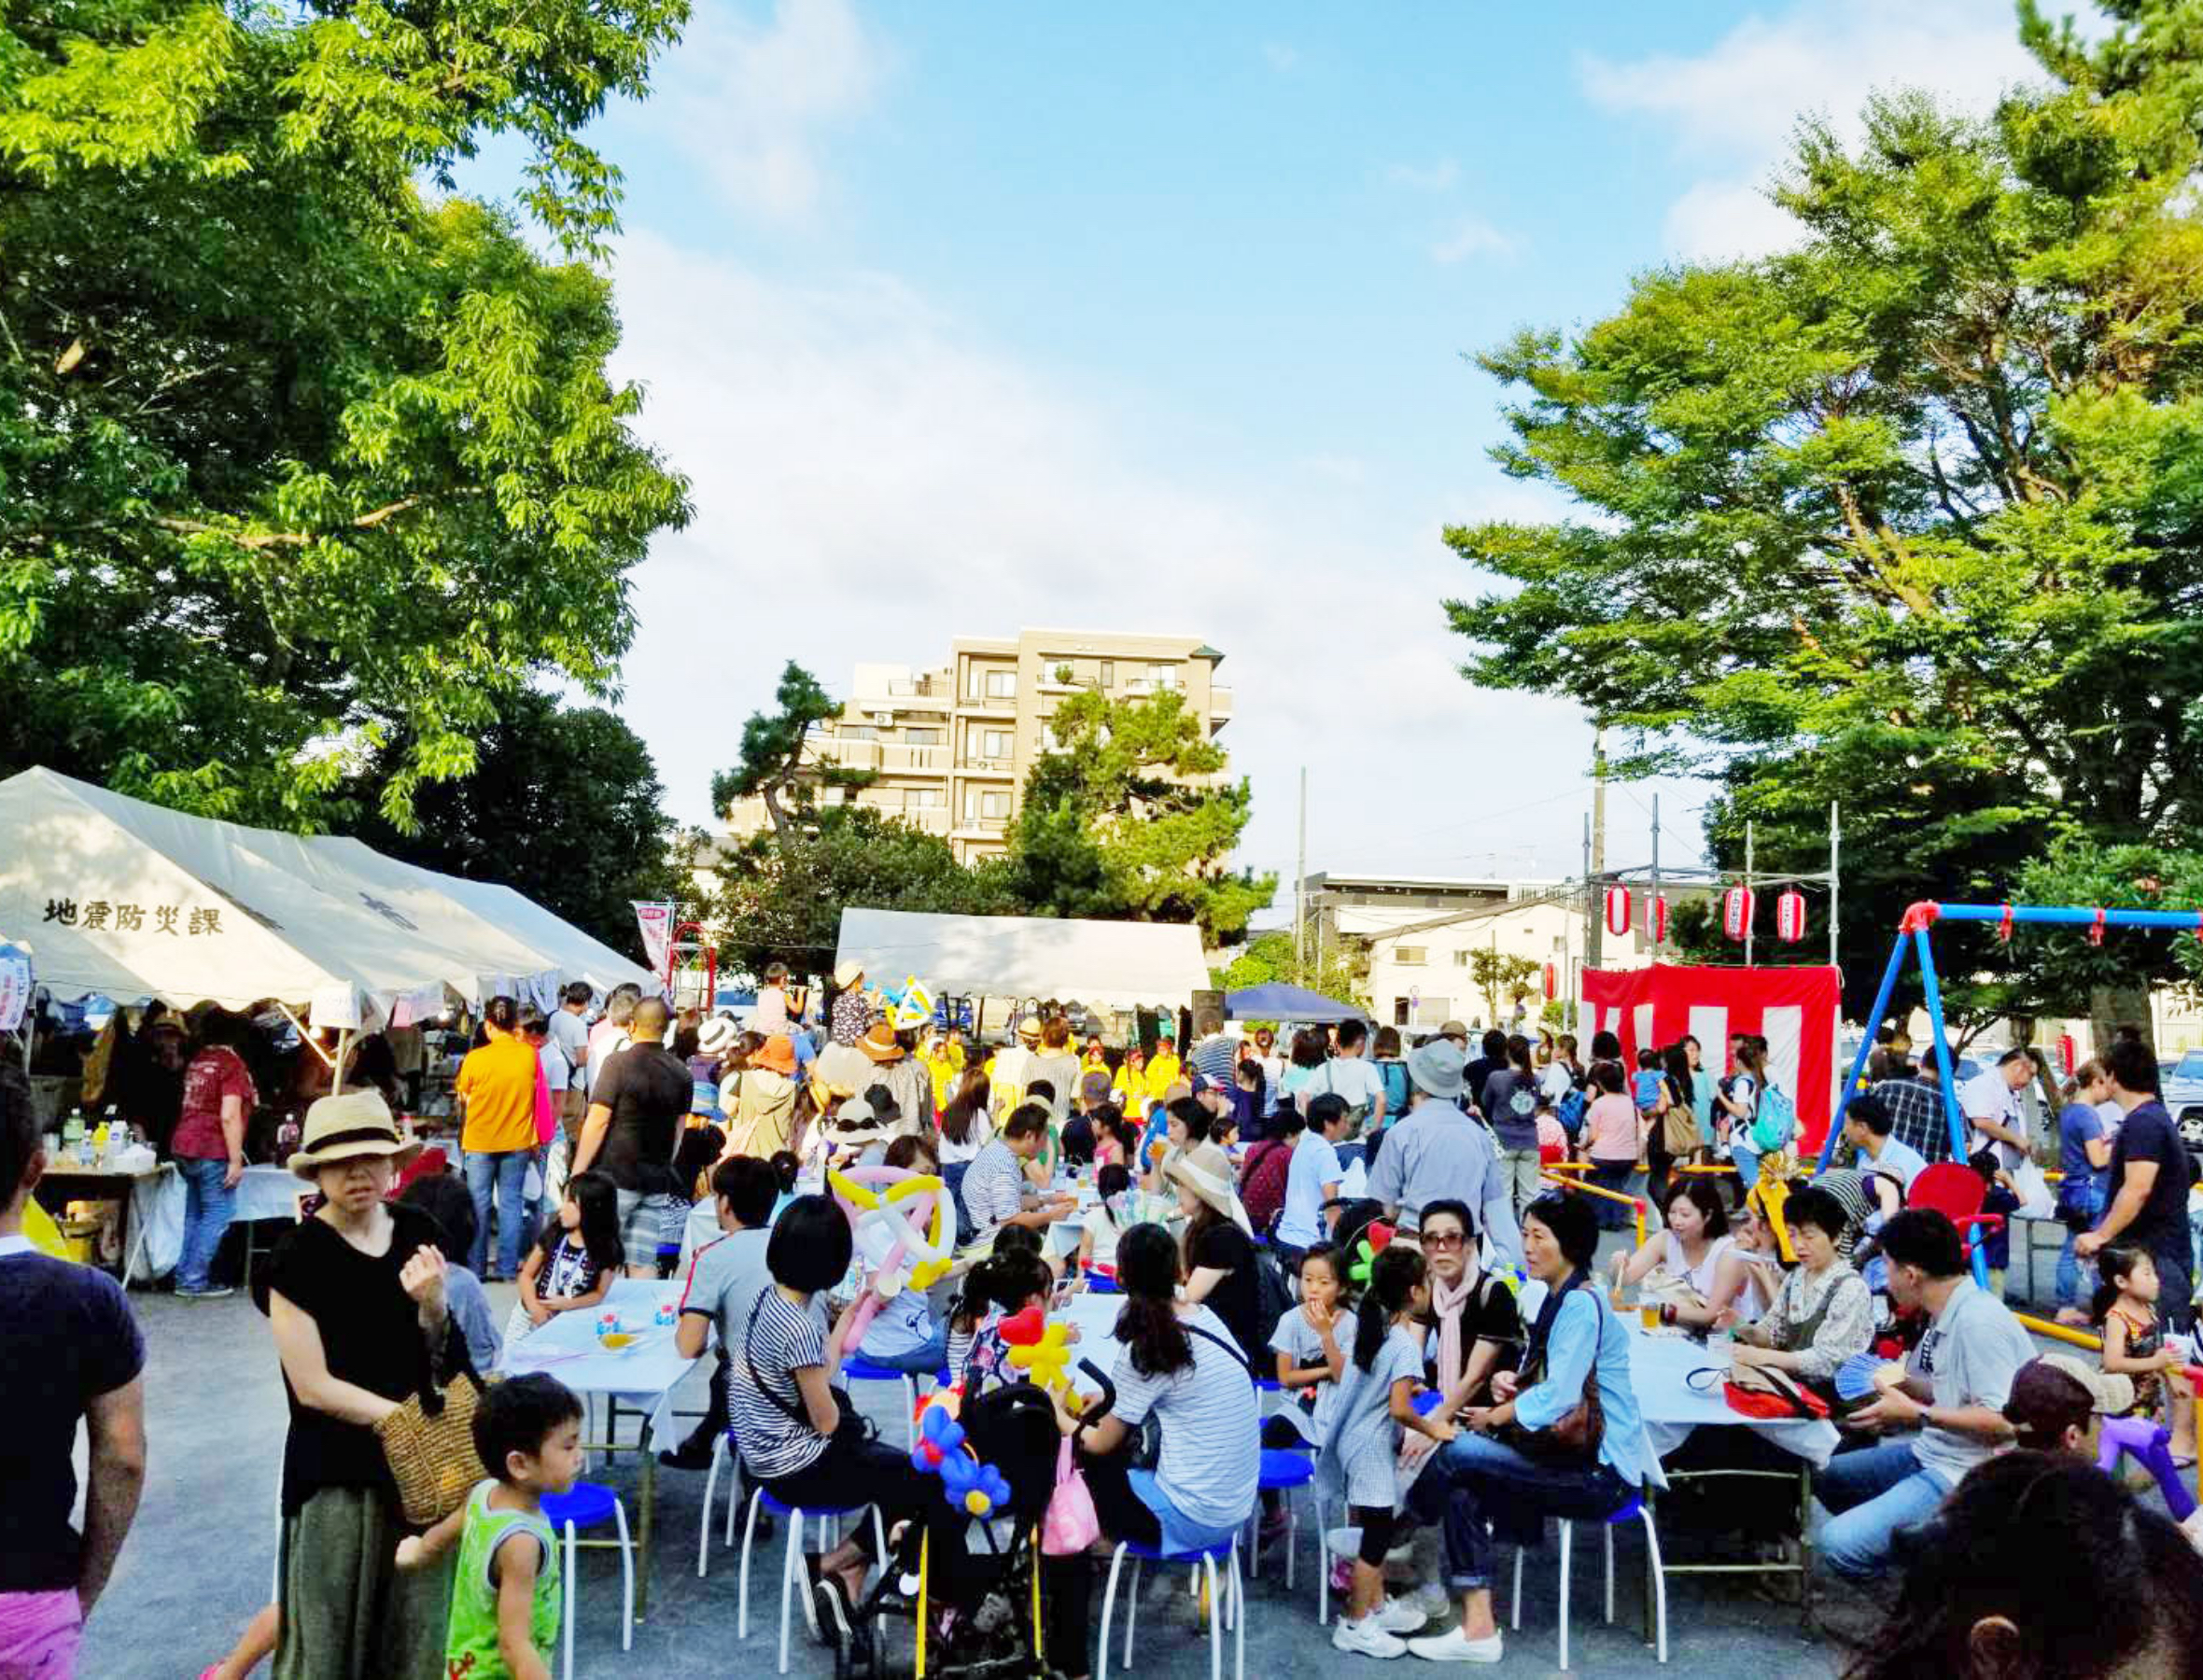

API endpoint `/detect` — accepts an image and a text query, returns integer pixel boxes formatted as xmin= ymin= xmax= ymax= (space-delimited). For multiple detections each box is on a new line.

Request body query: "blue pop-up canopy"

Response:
xmin=1223 ymin=981 xmax=1367 ymax=1024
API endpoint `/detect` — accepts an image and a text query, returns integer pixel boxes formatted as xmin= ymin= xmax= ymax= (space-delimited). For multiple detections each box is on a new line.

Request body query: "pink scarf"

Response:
xmin=1431 ymin=1269 xmax=1478 ymax=1393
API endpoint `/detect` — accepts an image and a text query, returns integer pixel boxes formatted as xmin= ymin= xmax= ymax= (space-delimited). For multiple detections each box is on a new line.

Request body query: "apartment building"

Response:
xmin=723 ymin=630 xmax=1234 ymax=862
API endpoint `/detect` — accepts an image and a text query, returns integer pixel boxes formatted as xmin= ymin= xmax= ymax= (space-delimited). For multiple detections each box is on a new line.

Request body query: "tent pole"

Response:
xmin=330 ymin=1028 xmax=352 ymax=1098
xmin=1915 ymin=926 xmax=1989 ymax=1289
xmin=1818 ymin=929 xmax=1908 ymax=1171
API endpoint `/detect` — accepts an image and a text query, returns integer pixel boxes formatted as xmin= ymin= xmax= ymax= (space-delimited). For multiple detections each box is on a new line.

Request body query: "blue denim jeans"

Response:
xmin=465 ymin=1148 xmax=532 ymax=1279
xmin=1813 ymin=1438 xmax=1949 ymax=1582
xmin=1731 ymin=1145 xmax=1762 ymax=1196
xmin=1408 ymin=1430 xmax=1631 ymax=1590
xmin=175 ymin=1156 xmax=234 ymax=1293
xmin=2055 ymin=1182 xmax=2107 ymax=1308
xmin=852 ymin=1331 xmax=949 ymax=1378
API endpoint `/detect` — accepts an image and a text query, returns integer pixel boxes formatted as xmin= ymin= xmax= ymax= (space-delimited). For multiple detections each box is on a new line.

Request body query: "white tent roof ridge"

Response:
xmin=835 ymin=906 xmax=1210 ymax=1007
xmin=0 ymin=765 xmax=655 ymax=1018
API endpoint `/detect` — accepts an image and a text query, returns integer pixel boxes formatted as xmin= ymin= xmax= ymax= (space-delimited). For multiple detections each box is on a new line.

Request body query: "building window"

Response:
xmin=1100 ymin=660 xmax=1115 ymax=688
xmin=1453 ymin=950 xmax=1474 ymax=967
xmin=905 ymin=728 xmax=941 ymax=746
xmin=840 ymin=724 xmax=878 ymax=741
xmin=981 ymin=729 xmax=1013 ymax=759
xmin=980 ymin=791 xmax=1011 ymax=819
xmin=1149 ymin=664 xmax=1179 ymax=691
xmin=986 ymin=670 xmax=1017 ymax=699
xmin=1394 ymin=945 xmax=1426 ymax=966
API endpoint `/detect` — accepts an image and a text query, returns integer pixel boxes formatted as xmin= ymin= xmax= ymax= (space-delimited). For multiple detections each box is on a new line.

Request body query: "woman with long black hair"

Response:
xmin=1041 ymin=1222 xmax=1258 ymax=1680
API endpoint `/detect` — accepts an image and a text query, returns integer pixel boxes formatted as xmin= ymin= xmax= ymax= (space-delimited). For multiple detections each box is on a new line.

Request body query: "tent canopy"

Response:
xmin=1223 ymin=981 xmax=1368 ymax=1024
xmin=0 ymin=766 xmax=656 ymax=1021
xmin=835 ymin=907 xmax=1210 ymax=1009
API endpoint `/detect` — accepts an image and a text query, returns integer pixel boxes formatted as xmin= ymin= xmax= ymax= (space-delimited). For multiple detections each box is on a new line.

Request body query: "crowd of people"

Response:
xmin=13 ymin=977 xmax=2203 ymax=1680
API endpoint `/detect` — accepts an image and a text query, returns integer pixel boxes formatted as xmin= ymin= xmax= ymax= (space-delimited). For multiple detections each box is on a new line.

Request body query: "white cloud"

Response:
xmin=649 ymin=0 xmax=883 ymax=218
xmin=1260 ymin=41 xmax=1299 ymax=73
xmin=600 ymin=231 xmax=1634 ymax=884
xmin=1429 ymin=217 xmax=1520 ymax=265
xmin=1385 ymin=159 xmax=1460 ymax=192
xmin=1580 ymin=0 xmax=2042 ymax=260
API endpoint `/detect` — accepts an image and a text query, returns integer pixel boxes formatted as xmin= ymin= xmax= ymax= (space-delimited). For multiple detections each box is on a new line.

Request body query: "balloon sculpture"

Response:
xmin=910 ymin=1394 xmax=1013 ymax=1518
xmin=998 ymin=1305 xmax=1082 ymax=1413
xmin=875 ymin=974 xmax=937 ymax=1031
xmin=1349 ymin=1220 xmax=1396 ymax=1286
xmin=829 ymin=1165 xmax=957 ymax=1346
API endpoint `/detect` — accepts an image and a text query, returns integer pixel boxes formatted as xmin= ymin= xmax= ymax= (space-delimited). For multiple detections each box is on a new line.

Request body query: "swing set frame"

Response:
xmin=1816 ymin=899 xmax=2203 ymax=1284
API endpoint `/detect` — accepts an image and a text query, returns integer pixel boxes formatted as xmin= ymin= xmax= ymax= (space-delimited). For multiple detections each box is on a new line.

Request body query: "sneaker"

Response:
xmin=1377 ymin=1597 xmax=1429 ymax=1634
xmin=1333 ymin=1616 xmax=1409 ymax=1659
xmin=1404 ymin=1581 xmax=1453 ymax=1622
xmin=813 ymin=1576 xmax=853 ymax=1651
xmin=177 ymin=1285 xmax=234 ymax=1301
xmin=657 ymin=1441 xmax=717 ymax=1472
xmin=1407 ymin=1627 xmax=1504 ymax=1663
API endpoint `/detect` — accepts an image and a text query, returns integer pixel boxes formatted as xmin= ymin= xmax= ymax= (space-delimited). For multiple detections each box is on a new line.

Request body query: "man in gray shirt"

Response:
xmin=1368 ymin=1039 xmax=1522 ymax=1267
xmin=664 ymin=1155 xmax=781 ymax=1469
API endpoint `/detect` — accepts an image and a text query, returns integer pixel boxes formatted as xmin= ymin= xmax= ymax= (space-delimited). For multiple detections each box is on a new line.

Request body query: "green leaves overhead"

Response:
xmin=1446 ymin=5 xmax=2203 ymax=1021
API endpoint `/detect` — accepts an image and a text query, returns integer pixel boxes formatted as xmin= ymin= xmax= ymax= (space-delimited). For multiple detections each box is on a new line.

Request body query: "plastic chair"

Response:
xmin=841 ymin=1354 xmax=923 ymax=1449
xmin=1508 ymin=1497 xmax=1668 ymax=1671
xmin=540 ymin=1482 xmax=634 ymax=1680
xmin=1097 ymin=1533 xmax=1244 ymax=1680
xmin=1906 ymin=1163 xmax=2005 ymax=1261
xmin=1246 ymin=1449 xmax=1313 ymax=1589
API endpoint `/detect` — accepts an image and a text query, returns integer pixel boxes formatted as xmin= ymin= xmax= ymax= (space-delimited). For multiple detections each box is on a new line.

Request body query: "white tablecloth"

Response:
xmin=501 ymin=1278 xmax=701 ymax=1444
xmin=232 ymin=1164 xmax=306 ymax=1224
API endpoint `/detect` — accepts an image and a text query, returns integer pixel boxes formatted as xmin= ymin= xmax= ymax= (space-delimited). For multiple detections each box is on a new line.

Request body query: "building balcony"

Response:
xmin=818 ymin=738 xmax=950 ymax=774
xmin=1210 ymin=685 xmax=1233 ymax=718
xmin=956 ymin=757 xmax=1017 ymax=777
xmin=955 ymin=815 xmax=1011 ymax=835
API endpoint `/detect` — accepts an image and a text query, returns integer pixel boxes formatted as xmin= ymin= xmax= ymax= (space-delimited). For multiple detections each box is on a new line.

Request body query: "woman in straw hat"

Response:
xmin=259 ymin=1091 xmax=460 ymax=1679
xmin=1168 ymin=1131 xmax=1264 ymax=1367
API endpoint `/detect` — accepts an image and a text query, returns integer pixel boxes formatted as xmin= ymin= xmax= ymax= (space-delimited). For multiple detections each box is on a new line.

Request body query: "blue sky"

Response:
xmin=558 ymin=0 xmax=2043 ymax=903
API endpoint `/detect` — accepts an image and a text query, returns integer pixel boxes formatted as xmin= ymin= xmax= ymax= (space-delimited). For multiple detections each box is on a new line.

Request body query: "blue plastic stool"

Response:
xmin=540 ymin=1482 xmax=632 ymax=1680
xmin=1247 ymin=1448 xmax=1315 ymax=1591
xmin=1098 ymin=1533 xmax=1243 ymax=1680
xmin=1509 ymin=1496 xmax=1668 ymax=1670
xmin=840 ymin=1354 xmax=922 ymax=1449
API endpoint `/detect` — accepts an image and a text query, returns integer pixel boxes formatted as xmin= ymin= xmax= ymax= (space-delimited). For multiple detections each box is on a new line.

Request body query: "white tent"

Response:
xmin=0 ymin=766 xmax=655 ymax=1021
xmin=835 ymin=907 xmax=1211 ymax=1008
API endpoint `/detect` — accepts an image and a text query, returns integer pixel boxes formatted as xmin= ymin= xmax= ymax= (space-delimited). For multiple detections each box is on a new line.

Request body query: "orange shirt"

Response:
xmin=457 ymin=1035 xmax=540 ymax=1154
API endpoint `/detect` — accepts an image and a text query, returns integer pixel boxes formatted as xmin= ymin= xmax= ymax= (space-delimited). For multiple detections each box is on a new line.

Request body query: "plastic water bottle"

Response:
xmin=276 ymin=1112 xmax=302 ymax=1166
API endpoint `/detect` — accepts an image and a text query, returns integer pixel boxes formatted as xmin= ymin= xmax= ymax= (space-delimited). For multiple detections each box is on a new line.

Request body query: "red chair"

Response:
xmin=1901 ymin=1163 xmax=2004 ymax=1263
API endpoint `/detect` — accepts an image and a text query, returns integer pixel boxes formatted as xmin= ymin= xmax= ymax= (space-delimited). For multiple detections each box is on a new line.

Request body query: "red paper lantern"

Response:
xmin=1543 ymin=961 xmax=1557 ymax=1001
xmin=1721 ymin=885 xmax=1755 ymax=941
xmin=1604 ymin=885 xmax=1632 ymax=937
xmin=1649 ymin=893 xmax=1669 ymax=945
xmin=1775 ymin=889 xmax=1807 ymax=944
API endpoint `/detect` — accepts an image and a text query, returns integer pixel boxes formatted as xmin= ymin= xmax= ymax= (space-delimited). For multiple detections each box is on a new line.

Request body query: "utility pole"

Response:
xmin=1294 ymin=766 xmax=1308 ymax=982
xmin=1649 ymin=790 xmax=1662 ymax=961
xmin=1586 ymin=729 xmax=1607 ymax=972
xmin=1745 ymin=819 xmax=1756 ymax=969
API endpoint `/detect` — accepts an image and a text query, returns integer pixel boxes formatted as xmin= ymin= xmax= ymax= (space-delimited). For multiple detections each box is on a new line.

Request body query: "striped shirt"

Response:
xmin=1113 ymin=1305 xmax=1259 ymax=1533
xmin=960 ymin=1140 xmax=1029 ymax=1239
xmin=1871 ymin=1078 xmax=1954 ymax=1164
xmin=728 ymin=1288 xmax=831 ymax=1479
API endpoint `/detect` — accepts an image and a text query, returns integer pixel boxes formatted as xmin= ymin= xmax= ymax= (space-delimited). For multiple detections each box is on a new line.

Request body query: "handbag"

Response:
xmin=744 ymin=1295 xmax=875 ymax=1449
xmin=1496 ymin=1277 xmax=1606 ymax=1464
xmin=1041 ymin=1436 xmax=1102 ymax=1556
xmin=1660 ymin=1099 xmax=1703 ymax=1157
xmin=374 ymin=1334 xmax=493 ymax=1526
xmin=1719 ymin=1359 xmax=1831 ymax=1421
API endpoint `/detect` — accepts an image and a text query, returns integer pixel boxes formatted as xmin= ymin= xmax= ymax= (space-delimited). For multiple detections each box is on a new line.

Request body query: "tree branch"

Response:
xmin=154 ymin=496 xmax=431 ymax=549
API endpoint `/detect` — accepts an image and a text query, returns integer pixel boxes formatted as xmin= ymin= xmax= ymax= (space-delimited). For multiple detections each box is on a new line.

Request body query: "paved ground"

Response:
xmin=77 ymin=1225 xmax=1879 ymax=1678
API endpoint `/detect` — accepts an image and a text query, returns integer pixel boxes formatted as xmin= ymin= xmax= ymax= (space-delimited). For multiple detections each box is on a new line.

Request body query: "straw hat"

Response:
xmin=752 ymin=1034 xmax=796 ymax=1076
xmin=858 ymin=1020 xmax=906 ymax=1063
xmin=1407 ymin=1039 xmax=1467 ymax=1100
xmin=697 ymin=1016 xmax=739 ymax=1057
xmin=834 ymin=959 xmax=864 ymax=989
xmin=812 ymin=1042 xmax=873 ymax=1099
xmin=1016 ymin=1017 xmax=1043 ymax=1043
xmin=2037 ymin=1352 xmax=2135 ymax=1416
xmin=1166 ymin=1142 xmax=1250 ymax=1232
xmin=288 ymin=1090 xmax=421 ymax=1181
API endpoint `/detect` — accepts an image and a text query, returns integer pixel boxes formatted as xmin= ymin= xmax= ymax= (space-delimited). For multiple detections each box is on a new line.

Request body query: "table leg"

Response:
xmin=112 ymin=1185 xmax=133 ymax=1285
xmin=1797 ymin=1463 xmax=1815 ymax=1631
xmin=636 ymin=1417 xmax=658 ymax=1621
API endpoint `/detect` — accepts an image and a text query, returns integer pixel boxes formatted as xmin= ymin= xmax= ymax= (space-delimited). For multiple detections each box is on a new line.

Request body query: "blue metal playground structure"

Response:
xmin=1815 ymin=899 xmax=2203 ymax=1286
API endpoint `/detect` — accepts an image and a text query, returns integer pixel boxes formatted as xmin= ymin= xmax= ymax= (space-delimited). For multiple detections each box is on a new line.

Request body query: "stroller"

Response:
xmin=844 ymin=1362 xmax=1111 ymax=1679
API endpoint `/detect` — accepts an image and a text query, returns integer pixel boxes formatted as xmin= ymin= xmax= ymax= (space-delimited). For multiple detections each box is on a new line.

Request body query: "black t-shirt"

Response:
xmin=2111 ymin=1100 xmax=2195 ymax=1261
xmin=1427 ymin=1272 xmax=1523 ymax=1390
xmin=1463 ymin=1057 xmax=1502 ymax=1116
xmin=0 ymin=1245 xmax=145 ymax=1590
xmin=1191 ymin=1220 xmax=1263 ymax=1365
xmin=592 ymin=1043 xmax=692 ymax=1194
xmin=1061 ymin=1113 xmax=1096 ymax=1166
xmin=263 ymin=1202 xmax=462 ymax=1516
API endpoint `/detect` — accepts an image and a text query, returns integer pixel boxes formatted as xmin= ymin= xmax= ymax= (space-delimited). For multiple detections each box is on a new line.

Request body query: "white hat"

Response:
xmin=834 ymin=959 xmax=864 ymax=989
xmin=697 ymin=1016 xmax=739 ymax=1057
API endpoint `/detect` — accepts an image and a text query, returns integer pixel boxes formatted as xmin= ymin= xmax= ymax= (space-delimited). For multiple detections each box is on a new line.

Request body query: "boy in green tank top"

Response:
xmin=396 ymin=1372 xmax=582 ymax=1680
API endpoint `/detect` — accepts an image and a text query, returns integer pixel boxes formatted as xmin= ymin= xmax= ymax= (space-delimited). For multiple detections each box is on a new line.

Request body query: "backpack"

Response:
xmin=1557 ymin=1087 xmax=1588 ymax=1141
xmin=1750 ymin=1083 xmax=1797 ymax=1154
xmin=1250 ymin=1241 xmax=1295 ymax=1342
xmin=1377 ymin=1058 xmax=1410 ymax=1119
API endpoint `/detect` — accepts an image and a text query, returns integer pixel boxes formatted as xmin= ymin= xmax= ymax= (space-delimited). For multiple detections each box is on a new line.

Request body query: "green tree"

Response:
xmin=1211 ymin=930 xmax=1368 ymax=1010
xmin=1008 ymin=689 xmax=1274 ymax=942
xmin=0 ymin=0 xmax=691 ymax=829
xmin=347 ymin=688 xmax=687 ymax=955
xmin=1467 ymin=947 xmax=1542 ymax=1027
xmin=707 ymin=805 xmax=1019 ymax=979
xmin=709 ymin=662 xmax=876 ymax=846
xmin=1444 ymin=2 xmax=2203 ymax=1026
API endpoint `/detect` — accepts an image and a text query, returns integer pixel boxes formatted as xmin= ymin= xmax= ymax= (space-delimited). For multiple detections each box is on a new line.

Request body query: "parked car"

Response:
xmin=2161 ymin=1050 xmax=2203 ymax=1158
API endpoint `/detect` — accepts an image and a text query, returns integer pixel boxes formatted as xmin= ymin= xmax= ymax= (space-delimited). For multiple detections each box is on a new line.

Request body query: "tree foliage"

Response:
xmin=709 ymin=662 xmax=874 ymax=845
xmin=347 ymin=688 xmax=688 ymax=955
xmin=1446 ymin=0 xmax=2203 ymax=1024
xmin=1467 ymin=947 xmax=1542 ymax=1026
xmin=0 ymin=0 xmax=692 ymax=829
xmin=1211 ymin=930 xmax=1368 ymax=1011
xmin=1007 ymin=689 xmax=1274 ymax=943
xmin=708 ymin=805 xmax=1020 ymax=979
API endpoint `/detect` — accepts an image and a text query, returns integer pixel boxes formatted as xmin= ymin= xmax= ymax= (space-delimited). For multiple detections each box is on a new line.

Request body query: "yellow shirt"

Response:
xmin=1145 ymin=1050 xmax=1182 ymax=1099
xmin=456 ymin=1036 xmax=540 ymax=1154
xmin=918 ymin=1044 xmax=963 ymax=1110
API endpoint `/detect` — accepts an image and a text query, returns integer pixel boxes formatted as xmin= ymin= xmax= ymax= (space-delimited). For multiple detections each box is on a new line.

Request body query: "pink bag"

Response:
xmin=532 ymin=1055 xmax=558 ymax=1147
xmin=1041 ymin=1437 xmax=1101 ymax=1557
